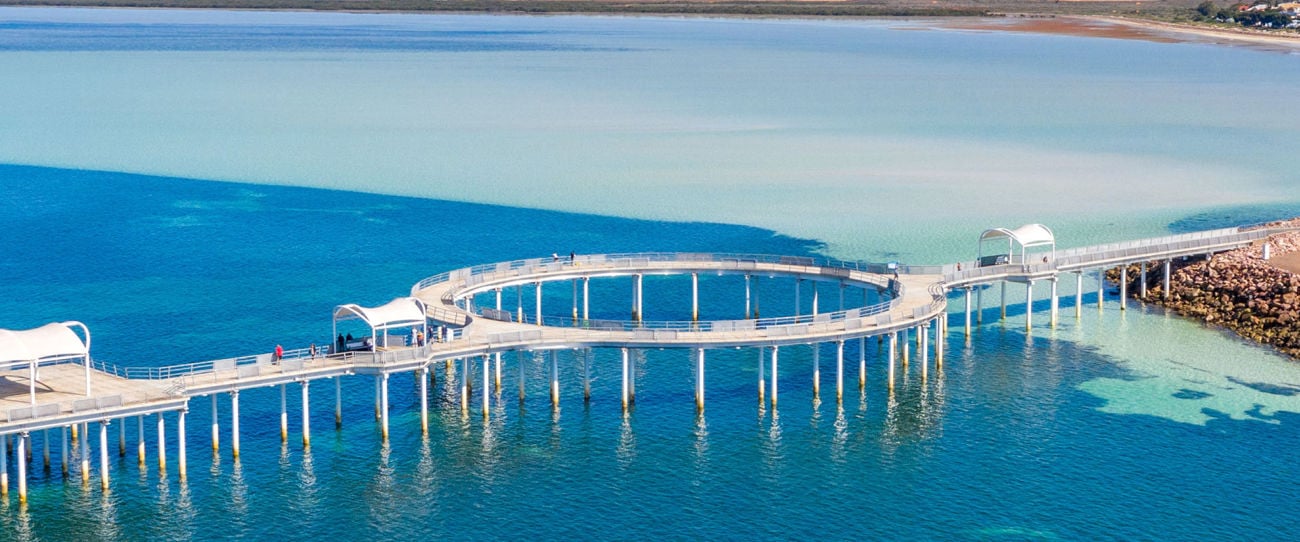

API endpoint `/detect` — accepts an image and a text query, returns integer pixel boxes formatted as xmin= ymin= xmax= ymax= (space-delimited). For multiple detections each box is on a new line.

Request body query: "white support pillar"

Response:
xmin=753 ymin=276 xmax=761 ymax=319
xmin=583 ymin=277 xmax=590 ymax=321
xmin=98 ymin=421 xmax=109 ymax=491
xmin=80 ymin=423 xmax=89 ymax=484
xmin=964 ymin=287 xmax=972 ymax=337
xmin=936 ymin=317 xmax=945 ymax=367
xmin=770 ymin=345 xmax=779 ymax=409
xmin=137 ymin=415 xmax=145 ymax=466
xmin=301 ymin=380 xmax=311 ymax=448
xmin=1140 ymin=261 xmax=1148 ymax=299
xmin=280 ymin=384 xmax=288 ymax=443
xmin=374 ymin=375 xmax=381 ymax=421
xmin=976 ymin=286 xmax=984 ymax=324
xmin=1119 ymin=265 xmax=1128 ymax=311
xmin=901 ymin=327 xmax=910 ymax=366
xmin=1 ymin=433 xmax=8 ymax=497
xmin=17 ymin=432 xmax=27 ymax=503
xmin=1026 ymin=280 xmax=1035 ymax=332
xmin=482 ymin=355 xmax=491 ymax=420
xmin=177 ymin=409 xmax=187 ymax=481
xmin=495 ymin=352 xmax=502 ymax=392
xmin=794 ymin=278 xmax=802 ymax=318
xmin=1075 ymin=271 xmax=1083 ymax=319
xmin=921 ymin=325 xmax=929 ymax=379
xmin=380 ymin=373 xmax=390 ymax=441
xmin=757 ymin=346 xmax=766 ymax=405
xmin=858 ymin=337 xmax=867 ymax=391
xmin=118 ymin=419 xmax=125 ymax=458
xmin=461 ymin=357 xmax=470 ymax=414
xmin=812 ymin=282 xmax=819 ymax=316
xmin=496 ymin=288 xmax=502 ymax=312
xmin=695 ymin=348 xmax=705 ymax=412
xmin=1050 ymin=277 xmax=1059 ymax=328
xmin=629 ymin=350 xmax=637 ymax=404
xmin=835 ymin=340 xmax=844 ymax=404
xmin=812 ymin=344 xmax=820 ymax=402
xmin=231 ymin=390 xmax=241 ymax=460
xmin=744 ymin=275 xmax=752 ymax=319
xmin=61 ymin=425 xmax=69 ymax=476
xmin=582 ymin=350 xmax=591 ymax=403
xmin=157 ymin=412 xmax=166 ymax=475
xmin=621 ymin=348 xmax=630 ymax=413
xmin=335 ymin=377 xmax=342 ymax=429
xmin=572 ymin=279 xmax=579 ymax=321
xmin=888 ymin=332 xmax=897 ymax=390
xmin=519 ymin=351 xmax=527 ymax=403
xmin=1097 ymin=268 xmax=1105 ymax=309
xmin=1163 ymin=259 xmax=1172 ymax=299
xmin=691 ymin=273 xmax=699 ymax=322
xmin=535 ymin=281 xmax=543 ymax=325
xmin=419 ymin=366 xmax=429 ymax=435
xmin=1000 ymin=281 xmax=1007 ymax=320
xmin=517 ymin=285 xmax=524 ymax=323
xmin=636 ymin=274 xmax=644 ymax=323
xmin=550 ymin=350 xmax=560 ymax=408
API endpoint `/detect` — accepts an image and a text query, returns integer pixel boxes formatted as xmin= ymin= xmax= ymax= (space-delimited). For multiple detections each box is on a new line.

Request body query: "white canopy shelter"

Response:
xmin=978 ymin=224 xmax=1056 ymax=265
xmin=333 ymin=297 xmax=428 ymax=351
xmin=0 ymin=321 xmax=92 ymax=406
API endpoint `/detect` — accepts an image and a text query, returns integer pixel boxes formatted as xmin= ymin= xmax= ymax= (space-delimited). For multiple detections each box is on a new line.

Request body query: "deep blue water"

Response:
xmin=3 ymin=165 xmax=1300 ymax=540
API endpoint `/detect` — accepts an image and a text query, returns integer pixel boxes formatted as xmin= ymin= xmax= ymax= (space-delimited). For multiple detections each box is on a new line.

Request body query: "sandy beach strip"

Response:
xmin=936 ymin=15 xmax=1300 ymax=51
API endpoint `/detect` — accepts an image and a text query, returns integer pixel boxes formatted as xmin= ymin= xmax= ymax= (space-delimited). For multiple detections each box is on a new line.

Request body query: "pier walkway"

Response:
xmin=0 ymin=222 xmax=1293 ymax=503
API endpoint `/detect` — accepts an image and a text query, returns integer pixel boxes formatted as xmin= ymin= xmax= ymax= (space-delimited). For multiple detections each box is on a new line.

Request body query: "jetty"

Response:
xmin=0 ymin=223 xmax=1291 ymax=505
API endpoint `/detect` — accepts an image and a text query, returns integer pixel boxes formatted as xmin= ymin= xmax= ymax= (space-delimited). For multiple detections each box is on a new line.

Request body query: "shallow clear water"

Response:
xmin=2 ymin=9 xmax=1300 ymax=540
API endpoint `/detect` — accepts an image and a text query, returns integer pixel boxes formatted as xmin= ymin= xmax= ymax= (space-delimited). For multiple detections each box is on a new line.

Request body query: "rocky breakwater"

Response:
xmin=1109 ymin=220 xmax=1300 ymax=359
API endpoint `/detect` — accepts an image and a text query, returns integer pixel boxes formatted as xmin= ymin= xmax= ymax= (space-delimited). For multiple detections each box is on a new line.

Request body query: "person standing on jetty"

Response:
xmin=273 ymin=344 xmax=284 ymax=363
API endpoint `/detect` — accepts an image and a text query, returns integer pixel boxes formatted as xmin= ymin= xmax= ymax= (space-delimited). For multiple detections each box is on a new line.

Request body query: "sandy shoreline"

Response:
xmin=938 ymin=14 xmax=1300 ymax=51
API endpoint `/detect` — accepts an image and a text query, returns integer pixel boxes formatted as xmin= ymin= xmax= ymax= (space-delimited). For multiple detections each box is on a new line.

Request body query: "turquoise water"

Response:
xmin=3 ymin=8 xmax=1300 ymax=540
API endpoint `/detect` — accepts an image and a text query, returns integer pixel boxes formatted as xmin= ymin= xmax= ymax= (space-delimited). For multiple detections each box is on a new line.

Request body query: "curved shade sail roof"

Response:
xmin=0 ymin=322 xmax=90 ymax=365
xmin=979 ymin=224 xmax=1055 ymax=250
xmin=334 ymin=298 xmax=427 ymax=331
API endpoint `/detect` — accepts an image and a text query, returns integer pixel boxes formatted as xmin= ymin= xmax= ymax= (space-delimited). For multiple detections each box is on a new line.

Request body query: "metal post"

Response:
xmin=280 ymin=384 xmax=288 ymax=443
xmin=420 ymin=366 xmax=429 ymax=435
xmin=836 ymin=340 xmax=844 ymax=404
xmin=583 ymin=277 xmax=590 ymax=321
xmin=301 ymin=380 xmax=311 ymax=448
xmin=157 ymin=412 xmax=166 ymax=475
xmin=535 ymin=281 xmax=543 ymax=325
xmin=770 ymin=345 xmax=779 ymax=409
xmin=380 ymin=373 xmax=390 ymax=441
xmin=231 ymin=390 xmax=241 ymax=460
xmin=695 ymin=348 xmax=705 ymax=412
xmin=177 ymin=409 xmax=187 ymax=481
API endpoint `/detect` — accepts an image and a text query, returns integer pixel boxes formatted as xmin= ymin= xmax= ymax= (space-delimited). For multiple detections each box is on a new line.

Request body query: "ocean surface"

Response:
xmin=3 ymin=8 xmax=1300 ymax=540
